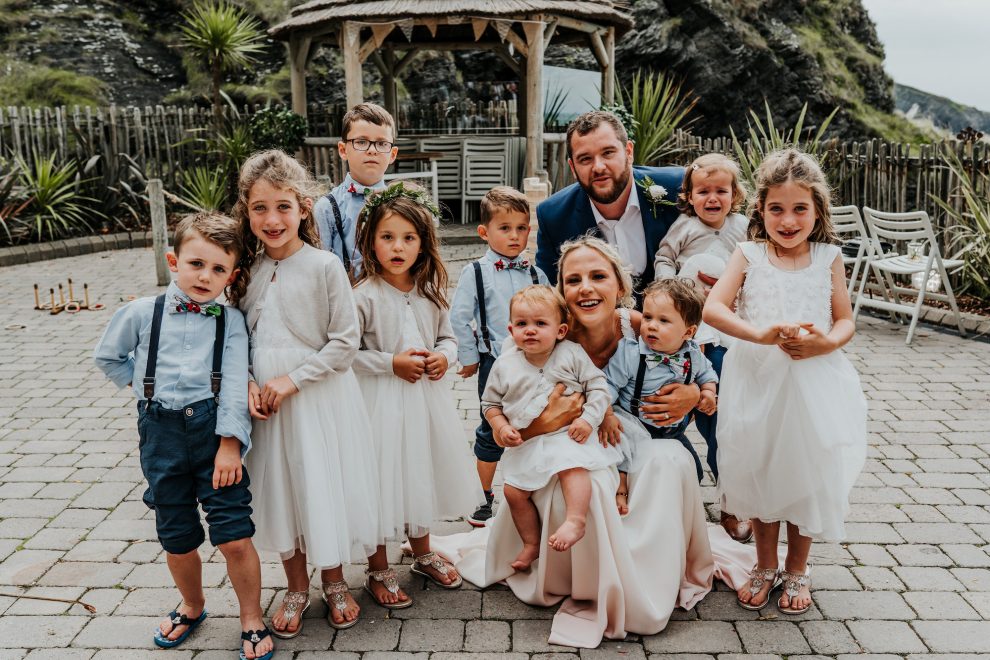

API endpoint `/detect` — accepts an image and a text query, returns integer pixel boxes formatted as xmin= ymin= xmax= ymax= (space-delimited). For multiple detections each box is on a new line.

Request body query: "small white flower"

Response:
xmin=647 ymin=184 xmax=667 ymax=201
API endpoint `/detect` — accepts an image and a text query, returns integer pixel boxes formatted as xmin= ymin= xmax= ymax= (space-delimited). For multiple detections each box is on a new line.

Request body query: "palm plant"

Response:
xmin=0 ymin=160 xmax=30 ymax=245
xmin=180 ymin=166 xmax=229 ymax=211
xmin=17 ymin=154 xmax=102 ymax=241
xmin=730 ymin=101 xmax=838 ymax=190
xmin=934 ymin=147 xmax=990 ymax=298
xmin=616 ymin=70 xmax=697 ymax=165
xmin=180 ymin=0 xmax=265 ymax=132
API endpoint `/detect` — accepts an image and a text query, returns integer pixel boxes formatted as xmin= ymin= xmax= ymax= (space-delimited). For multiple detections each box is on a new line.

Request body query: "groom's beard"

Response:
xmin=580 ymin=163 xmax=632 ymax=206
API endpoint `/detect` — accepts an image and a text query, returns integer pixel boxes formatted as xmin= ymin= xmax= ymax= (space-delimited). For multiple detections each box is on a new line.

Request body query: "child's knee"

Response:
xmin=503 ymin=485 xmax=530 ymax=504
xmin=217 ymin=537 xmax=254 ymax=560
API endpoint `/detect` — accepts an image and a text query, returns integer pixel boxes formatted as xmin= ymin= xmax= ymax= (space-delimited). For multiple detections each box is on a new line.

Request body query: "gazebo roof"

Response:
xmin=270 ymin=0 xmax=633 ymax=40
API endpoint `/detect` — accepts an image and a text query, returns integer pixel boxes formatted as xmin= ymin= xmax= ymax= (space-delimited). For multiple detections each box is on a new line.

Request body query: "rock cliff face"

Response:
xmin=0 ymin=0 xmax=921 ymax=140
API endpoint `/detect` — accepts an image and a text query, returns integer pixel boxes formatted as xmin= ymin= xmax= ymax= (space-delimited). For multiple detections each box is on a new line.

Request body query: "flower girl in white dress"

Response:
xmin=234 ymin=150 xmax=380 ymax=635
xmin=704 ymin=148 xmax=866 ymax=615
xmin=482 ymin=285 xmax=621 ymax=571
xmin=351 ymin=183 xmax=479 ymax=609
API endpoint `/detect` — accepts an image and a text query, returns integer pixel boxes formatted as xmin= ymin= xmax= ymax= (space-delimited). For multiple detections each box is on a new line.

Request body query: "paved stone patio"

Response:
xmin=0 ymin=241 xmax=988 ymax=659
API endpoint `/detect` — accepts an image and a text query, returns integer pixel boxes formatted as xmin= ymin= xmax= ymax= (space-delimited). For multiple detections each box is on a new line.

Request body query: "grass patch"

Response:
xmin=0 ymin=58 xmax=108 ymax=107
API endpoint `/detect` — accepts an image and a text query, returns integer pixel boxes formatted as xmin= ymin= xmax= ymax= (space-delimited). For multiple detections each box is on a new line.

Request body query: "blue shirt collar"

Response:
xmin=165 ymin=281 xmax=218 ymax=308
xmin=342 ymin=173 xmax=386 ymax=195
xmin=638 ymin=337 xmax=691 ymax=360
xmin=484 ymin=247 xmax=527 ymax=263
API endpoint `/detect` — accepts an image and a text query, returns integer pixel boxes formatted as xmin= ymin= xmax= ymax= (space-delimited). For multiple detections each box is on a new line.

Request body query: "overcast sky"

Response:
xmin=861 ymin=0 xmax=990 ymax=111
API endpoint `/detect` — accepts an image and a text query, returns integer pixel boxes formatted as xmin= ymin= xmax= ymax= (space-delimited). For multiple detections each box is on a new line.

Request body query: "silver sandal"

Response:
xmin=321 ymin=580 xmax=359 ymax=630
xmin=777 ymin=566 xmax=812 ymax=615
xmin=738 ymin=566 xmax=780 ymax=611
xmin=410 ymin=551 xmax=463 ymax=589
xmin=364 ymin=567 xmax=413 ymax=609
xmin=270 ymin=590 xmax=310 ymax=639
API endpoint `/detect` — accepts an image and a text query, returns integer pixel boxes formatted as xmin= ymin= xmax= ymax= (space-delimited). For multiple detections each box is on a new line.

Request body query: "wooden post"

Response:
xmin=148 ymin=179 xmax=170 ymax=286
xmin=382 ymin=50 xmax=397 ymax=120
xmin=523 ymin=16 xmax=545 ymax=177
xmin=288 ymin=36 xmax=310 ymax=117
xmin=342 ymin=22 xmax=364 ymax=109
xmin=601 ymin=26 xmax=615 ymax=105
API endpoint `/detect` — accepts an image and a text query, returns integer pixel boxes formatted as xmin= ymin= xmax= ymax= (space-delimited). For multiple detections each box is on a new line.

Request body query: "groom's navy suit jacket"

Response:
xmin=536 ymin=166 xmax=685 ymax=285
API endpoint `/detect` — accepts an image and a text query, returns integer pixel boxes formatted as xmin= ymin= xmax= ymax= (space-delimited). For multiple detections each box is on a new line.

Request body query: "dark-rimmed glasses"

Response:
xmin=344 ymin=138 xmax=394 ymax=153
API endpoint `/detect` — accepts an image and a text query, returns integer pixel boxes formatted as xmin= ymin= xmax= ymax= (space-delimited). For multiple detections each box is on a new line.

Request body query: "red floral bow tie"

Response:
xmin=494 ymin=259 xmax=530 ymax=271
xmin=347 ymin=183 xmax=367 ymax=197
xmin=170 ymin=297 xmax=222 ymax=317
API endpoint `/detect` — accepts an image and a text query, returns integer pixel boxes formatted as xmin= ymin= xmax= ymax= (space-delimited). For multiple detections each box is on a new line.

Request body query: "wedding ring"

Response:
xmin=663 ymin=412 xmax=670 ymax=420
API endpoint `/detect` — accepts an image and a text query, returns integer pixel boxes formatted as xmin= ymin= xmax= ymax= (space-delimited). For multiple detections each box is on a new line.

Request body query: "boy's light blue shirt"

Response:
xmin=313 ymin=173 xmax=386 ymax=274
xmin=604 ymin=337 xmax=717 ymax=429
xmin=93 ymin=281 xmax=253 ymax=454
xmin=450 ymin=247 xmax=550 ymax=366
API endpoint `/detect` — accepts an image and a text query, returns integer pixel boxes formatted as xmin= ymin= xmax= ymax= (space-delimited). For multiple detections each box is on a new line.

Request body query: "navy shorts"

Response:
xmin=137 ymin=398 xmax=255 ymax=554
xmin=473 ymin=353 xmax=503 ymax=463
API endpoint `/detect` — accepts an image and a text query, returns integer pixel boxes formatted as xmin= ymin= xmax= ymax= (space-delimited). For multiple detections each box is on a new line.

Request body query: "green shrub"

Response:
xmin=249 ymin=107 xmax=308 ymax=153
xmin=0 ymin=59 xmax=107 ymax=107
xmin=935 ymin=148 xmax=990 ymax=299
xmin=17 ymin=153 xmax=103 ymax=241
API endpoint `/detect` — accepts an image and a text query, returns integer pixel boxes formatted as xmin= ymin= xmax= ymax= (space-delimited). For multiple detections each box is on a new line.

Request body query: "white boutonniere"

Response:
xmin=637 ymin=176 xmax=676 ymax=216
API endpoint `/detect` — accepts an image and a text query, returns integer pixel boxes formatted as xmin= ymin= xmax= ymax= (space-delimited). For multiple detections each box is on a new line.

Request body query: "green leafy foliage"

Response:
xmin=249 ymin=107 xmax=308 ymax=153
xmin=543 ymin=85 xmax=570 ymax=132
xmin=0 ymin=58 xmax=107 ymax=108
xmin=180 ymin=166 xmax=228 ymax=212
xmin=0 ymin=160 xmax=29 ymax=243
xmin=934 ymin=148 xmax=990 ymax=299
xmin=16 ymin=153 xmax=102 ymax=241
xmin=730 ymin=100 xmax=838 ymax=190
xmin=615 ymin=70 xmax=697 ymax=166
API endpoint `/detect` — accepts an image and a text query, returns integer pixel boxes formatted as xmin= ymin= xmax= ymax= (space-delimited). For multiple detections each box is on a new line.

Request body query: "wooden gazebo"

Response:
xmin=270 ymin=1 xmax=634 ymax=176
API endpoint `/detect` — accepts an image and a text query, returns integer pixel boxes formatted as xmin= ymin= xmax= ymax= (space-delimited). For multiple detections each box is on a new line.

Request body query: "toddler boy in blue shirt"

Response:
xmin=313 ymin=102 xmax=398 ymax=275
xmin=450 ymin=186 xmax=550 ymax=526
xmin=94 ymin=212 xmax=273 ymax=660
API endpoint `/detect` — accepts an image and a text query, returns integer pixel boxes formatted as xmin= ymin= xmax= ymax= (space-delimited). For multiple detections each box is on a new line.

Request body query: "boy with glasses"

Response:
xmin=314 ymin=103 xmax=398 ymax=276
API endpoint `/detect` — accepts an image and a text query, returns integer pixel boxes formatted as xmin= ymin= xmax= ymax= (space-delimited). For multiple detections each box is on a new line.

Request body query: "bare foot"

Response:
xmin=548 ymin=517 xmax=586 ymax=551
xmin=158 ymin=600 xmax=204 ymax=642
xmin=615 ymin=490 xmax=629 ymax=516
xmin=367 ymin=570 xmax=411 ymax=606
xmin=510 ymin=543 xmax=540 ymax=571
xmin=241 ymin=615 xmax=274 ymax=659
xmin=328 ymin=590 xmax=360 ymax=626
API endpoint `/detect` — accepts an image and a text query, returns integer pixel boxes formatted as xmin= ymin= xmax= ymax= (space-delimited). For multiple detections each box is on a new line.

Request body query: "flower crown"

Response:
xmin=362 ymin=181 xmax=441 ymax=220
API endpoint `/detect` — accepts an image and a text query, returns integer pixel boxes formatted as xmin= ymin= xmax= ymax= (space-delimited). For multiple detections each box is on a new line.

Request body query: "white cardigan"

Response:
xmin=239 ymin=243 xmax=359 ymax=388
xmin=352 ymin=277 xmax=458 ymax=376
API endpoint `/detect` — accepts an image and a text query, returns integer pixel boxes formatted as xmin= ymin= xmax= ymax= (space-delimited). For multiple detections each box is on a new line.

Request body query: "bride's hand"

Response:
xmin=640 ymin=382 xmax=700 ymax=426
xmin=518 ymin=383 xmax=584 ymax=440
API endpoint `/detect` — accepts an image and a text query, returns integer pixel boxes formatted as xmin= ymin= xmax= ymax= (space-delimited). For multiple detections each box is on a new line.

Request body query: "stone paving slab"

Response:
xmin=0 ymin=246 xmax=988 ymax=657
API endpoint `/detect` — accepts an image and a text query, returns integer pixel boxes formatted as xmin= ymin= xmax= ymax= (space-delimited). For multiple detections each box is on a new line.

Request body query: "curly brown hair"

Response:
xmin=643 ymin=278 xmax=705 ymax=328
xmin=747 ymin=148 xmax=838 ymax=245
xmin=228 ymin=149 xmax=324 ymax=305
xmin=354 ymin=183 xmax=449 ymax=309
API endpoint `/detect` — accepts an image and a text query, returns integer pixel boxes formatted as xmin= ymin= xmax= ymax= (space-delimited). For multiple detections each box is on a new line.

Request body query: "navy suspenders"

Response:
xmin=326 ymin=195 xmax=351 ymax=273
xmin=629 ymin=352 xmax=693 ymax=433
xmin=472 ymin=260 xmax=539 ymax=353
xmin=143 ymin=294 xmax=226 ymax=403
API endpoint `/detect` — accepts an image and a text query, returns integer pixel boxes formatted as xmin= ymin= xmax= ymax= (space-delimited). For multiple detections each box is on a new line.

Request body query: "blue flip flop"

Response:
xmin=154 ymin=608 xmax=208 ymax=648
xmin=239 ymin=626 xmax=274 ymax=660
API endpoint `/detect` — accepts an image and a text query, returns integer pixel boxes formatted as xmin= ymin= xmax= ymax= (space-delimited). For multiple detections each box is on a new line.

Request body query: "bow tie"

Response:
xmin=645 ymin=352 xmax=691 ymax=376
xmin=347 ymin=183 xmax=367 ymax=197
xmin=169 ymin=297 xmax=222 ymax=317
xmin=494 ymin=259 xmax=529 ymax=271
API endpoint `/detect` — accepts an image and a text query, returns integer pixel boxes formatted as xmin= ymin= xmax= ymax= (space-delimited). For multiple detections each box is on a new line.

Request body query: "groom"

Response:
xmin=535 ymin=110 xmax=752 ymax=544
xmin=535 ymin=110 xmax=681 ymax=290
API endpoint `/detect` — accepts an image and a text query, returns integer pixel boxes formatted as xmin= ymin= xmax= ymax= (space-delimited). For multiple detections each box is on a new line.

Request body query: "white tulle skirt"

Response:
xmin=716 ymin=341 xmax=867 ymax=542
xmin=247 ymin=348 xmax=381 ymax=567
xmin=500 ymin=425 xmax=623 ymax=491
xmin=357 ymin=372 xmax=480 ymax=541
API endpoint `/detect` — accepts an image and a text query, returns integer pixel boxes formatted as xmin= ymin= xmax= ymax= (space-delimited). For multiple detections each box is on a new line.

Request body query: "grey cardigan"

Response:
xmin=353 ymin=278 xmax=458 ymax=376
xmin=239 ymin=243 xmax=359 ymax=388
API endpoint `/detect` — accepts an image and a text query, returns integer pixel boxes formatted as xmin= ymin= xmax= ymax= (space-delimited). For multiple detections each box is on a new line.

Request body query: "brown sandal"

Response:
xmin=410 ymin=551 xmax=463 ymax=589
xmin=270 ymin=590 xmax=309 ymax=639
xmin=322 ymin=580 xmax=359 ymax=629
xmin=363 ymin=567 xmax=413 ymax=609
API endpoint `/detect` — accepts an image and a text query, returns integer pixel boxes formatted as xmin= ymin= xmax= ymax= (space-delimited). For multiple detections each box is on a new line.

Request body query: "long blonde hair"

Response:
xmin=556 ymin=235 xmax=635 ymax=310
xmin=229 ymin=150 xmax=323 ymax=305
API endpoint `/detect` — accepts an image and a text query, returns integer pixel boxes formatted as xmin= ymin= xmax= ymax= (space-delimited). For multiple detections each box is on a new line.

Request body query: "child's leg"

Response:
xmin=472 ymin=355 xmax=501 ymax=525
xmin=159 ymin=549 xmax=206 ymax=640
xmin=366 ymin=545 xmax=411 ymax=605
xmin=320 ymin=565 xmax=360 ymax=625
xmin=737 ymin=519 xmax=780 ymax=607
xmin=408 ymin=533 xmax=462 ymax=583
xmin=271 ymin=550 xmax=310 ymax=634
xmin=218 ymin=538 xmax=273 ymax=659
xmin=548 ymin=467 xmax=590 ymax=552
xmin=779 ymin=523 xmax=813 ymax=612
xmin=502 ymin=484 xmax=542 ymax=570
xmin=615 ymin=471 xmax=629 ymax=515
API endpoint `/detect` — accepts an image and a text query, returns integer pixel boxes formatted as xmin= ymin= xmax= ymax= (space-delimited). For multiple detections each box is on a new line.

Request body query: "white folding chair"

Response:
xmin=462 ymin=137 xmax=510 ymax=223
xmin=831 ymin=205 xmax=870 ymax=298
xmin=853 ymin=207 xmax=966 ymax=344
